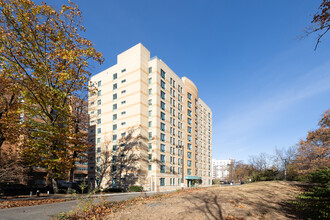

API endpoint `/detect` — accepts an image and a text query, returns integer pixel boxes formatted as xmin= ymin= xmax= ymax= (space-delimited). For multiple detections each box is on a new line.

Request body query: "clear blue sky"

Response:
xmin=51 ymin=0 xmax=330 ymax=162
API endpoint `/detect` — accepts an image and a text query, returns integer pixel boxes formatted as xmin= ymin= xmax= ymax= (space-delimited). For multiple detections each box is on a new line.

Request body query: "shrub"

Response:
xmin=102 ymin=188 xmax=125 ymax=193
xmin=129 ymin=185 xmax=143 ymax=192
xmin=292 ymin=168 xmax=330 ymax=219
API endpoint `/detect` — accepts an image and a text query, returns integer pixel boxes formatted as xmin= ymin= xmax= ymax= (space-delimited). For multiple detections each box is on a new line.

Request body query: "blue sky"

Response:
xmin=51 ymin=0 xmax=330 ymax=162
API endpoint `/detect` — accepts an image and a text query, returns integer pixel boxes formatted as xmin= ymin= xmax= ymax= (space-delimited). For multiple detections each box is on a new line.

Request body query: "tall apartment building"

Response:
xmin=88 ymin=43 xmax=212 ymax=191
xmin=212 ymin=159 xmax=233 ymax=180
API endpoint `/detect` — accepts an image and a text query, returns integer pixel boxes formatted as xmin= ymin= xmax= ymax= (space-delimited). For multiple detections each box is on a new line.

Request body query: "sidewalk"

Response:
xmin=0 ymin=191 xmax=153 ymax=202
xmin=0 ymin=190 xmax=174 ymax=220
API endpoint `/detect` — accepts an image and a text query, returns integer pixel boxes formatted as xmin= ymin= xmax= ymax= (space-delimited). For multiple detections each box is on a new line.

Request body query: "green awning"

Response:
xmin=184 ymin=175 xmax=202 ymax=180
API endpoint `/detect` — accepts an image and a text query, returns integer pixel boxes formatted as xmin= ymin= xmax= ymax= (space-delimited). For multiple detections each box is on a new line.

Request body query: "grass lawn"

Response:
xmin=105 ymin=181 xmax=306 ymax=219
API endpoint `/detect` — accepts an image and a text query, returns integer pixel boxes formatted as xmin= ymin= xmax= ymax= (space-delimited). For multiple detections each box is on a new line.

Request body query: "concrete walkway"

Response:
xmin=0 ymin=191 xmax=168 ymax=220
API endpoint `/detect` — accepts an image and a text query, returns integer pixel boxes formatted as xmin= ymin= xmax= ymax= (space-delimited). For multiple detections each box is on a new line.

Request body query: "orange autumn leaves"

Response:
xmin=295 ymin=110 xmax=330 ymax=174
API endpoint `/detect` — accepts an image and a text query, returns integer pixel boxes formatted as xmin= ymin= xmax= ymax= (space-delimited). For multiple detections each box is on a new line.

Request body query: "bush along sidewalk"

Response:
xmin=292 ymin=168 xmax=330 ymax=219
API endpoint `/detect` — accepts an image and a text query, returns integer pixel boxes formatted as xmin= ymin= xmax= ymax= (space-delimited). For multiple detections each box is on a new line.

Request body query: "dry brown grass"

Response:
xmin=106 ymin=181 xmax=304 ymax=220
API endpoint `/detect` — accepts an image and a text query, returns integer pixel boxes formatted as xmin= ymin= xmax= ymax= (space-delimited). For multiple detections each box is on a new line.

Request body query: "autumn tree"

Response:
xmin=0 ymin=75 xmax=27 ymax=186
xmin=0 ymin=75 xmax=21 ymax=152
xmin=307 ymin=0 xmax=330 ymax=50
xmin=294 ymin=109 xmax=330 ymax=174
xmin=0 ymin=0 xmax=103 ymax=192
xmin=67 ymin=95 xmax=90 ymax=192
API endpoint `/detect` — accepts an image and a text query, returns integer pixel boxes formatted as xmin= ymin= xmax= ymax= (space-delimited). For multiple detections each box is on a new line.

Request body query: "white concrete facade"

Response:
xmin=212 ymin=159 xmax=232 ymax=180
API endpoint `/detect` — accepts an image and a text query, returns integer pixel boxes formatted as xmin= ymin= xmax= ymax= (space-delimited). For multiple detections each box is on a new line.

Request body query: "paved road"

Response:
xmin=0 ymin=191 xmax=167 ymax=220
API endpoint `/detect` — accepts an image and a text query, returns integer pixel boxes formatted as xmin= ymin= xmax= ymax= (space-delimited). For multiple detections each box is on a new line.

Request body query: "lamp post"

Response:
xmin=176 ymin=145 xmax=184 ymax=189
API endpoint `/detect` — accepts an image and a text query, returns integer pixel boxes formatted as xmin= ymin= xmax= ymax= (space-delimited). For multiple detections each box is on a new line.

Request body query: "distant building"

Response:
xmin=212 ymin=159 xmax=233 ymax=180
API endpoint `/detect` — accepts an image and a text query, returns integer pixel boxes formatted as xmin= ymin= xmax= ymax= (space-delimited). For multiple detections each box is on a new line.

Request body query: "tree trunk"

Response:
xmin=52 ymin=178 xmax=58 ymax=194
xmin=68 ymin=167 xmax=74 ymax=193
xmin=68 ymin=151 xmax=77 ymax=193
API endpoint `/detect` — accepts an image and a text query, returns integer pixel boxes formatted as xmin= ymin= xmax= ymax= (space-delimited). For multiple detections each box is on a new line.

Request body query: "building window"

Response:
xmin=187 ymin=92 xmax=192 ymax=100
xmin=121 ymin=111 xmax=126 ymax=115
xmin=121 ymin=68 xmax=126 ymax=73
xmin=97 ymin=138 xmax=101 ymax=144
xmin=188 ymin=118 xmax=192 ymax=125
xmin=149 ymin=67 xmax=152 ymax=74
xmin=148 ymin=154 xmax=152 ymax=162
xmin=113 ymin=145 xmax=117 ymax=152
xmin=113 ymin=114 xmax=117 ymax=121
xmin=187 ymin=169 xmax=192 ymax=175
xmin=161 ymin=80 xmax=165 ymax=89
xmin=148 ymin=121 xmax=152 ymax=129
xmin=97 ymin=109 xmax=101 ymax=116
xmin=113 ymin=73 xmax=117 ymax=80
xmin=187 ymin=160 xmax=192 ymax=167
xmin=188 ymin=126 xmax=192 ymax=133
xmin=161 ymin=112 xmax=165 ymax=121
xmin=148 ymin=132 xmax=152 ymax=140
xmin=97 ymin=119 xmax=101 ymax=125
xmin=161 ymin=101 xmax=165 ymax=110
xmin=121 ymin=79 xmax=126 ymax=83
xmin=148 ymin=99 xmax=152 ymax=106
xmin=98 ymin=90 xmax=101 ymax=97
xmin=149 ymin=89 xmax=152 ymax=96
xmin=188 ymin=110 xmax=192 ymax=116
xmin=113 ymin=94 xmax=117 ymax=100
xmin=161 ymin=91 xmax=166 ymax=100
xmin=121 ymin=90 xmax=126 ymax=94
xmin=160 ymin=122 xmax=165 ymax=131
xmin=160 ymin=154 xmax=165 ymax=163
xmin=149 ymin=110 xmax=152 ymax=118
xmin=160 ymin=69 xmax=166 ymax=79
xmin=113 ymin=124 xmax=117 ymax=131
xmin=161 ymin=144 xmax=165 ymax=152
xmin=188 ymin=101 xmax=192 ymax=108
xmin=122 ymin=122 xmax=126 ymax=126
xmin=113 ymin=83 xmax=117 ymax=90
xmin=148 ymin=78 xmax=152 ymax=85
xmin=121 ymin=100 xmax=126 ymax=104
xmin=113 ymin=135 xmax=117 ymax=142
xmin=160 ymin=165 xmax=165 ymax=173
xmin=97 ymin=81 xmax=101 ymax=87
xmin=160 ymin=177 xmax=165 ymax=186
xmin=161 ymin=133 xmax=165 ymax=142
xmin=148 ymin=165 xmax=152 ymax=172
xmin=113 ymin=104 xmax=117 ymax=110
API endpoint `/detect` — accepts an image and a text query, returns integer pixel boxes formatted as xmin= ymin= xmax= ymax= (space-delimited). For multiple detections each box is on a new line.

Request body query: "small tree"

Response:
xmin=274 ymin=146 xmax=297 ymax=180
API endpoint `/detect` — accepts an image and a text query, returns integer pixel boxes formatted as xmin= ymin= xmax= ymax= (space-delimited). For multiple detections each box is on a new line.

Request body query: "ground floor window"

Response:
xmin=160 ymin=178 xmax=165 ymax=186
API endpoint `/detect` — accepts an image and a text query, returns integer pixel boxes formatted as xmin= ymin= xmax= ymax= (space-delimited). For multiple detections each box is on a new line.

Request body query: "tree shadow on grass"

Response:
xmin=184 ymin=192 xmax=224 ymax=220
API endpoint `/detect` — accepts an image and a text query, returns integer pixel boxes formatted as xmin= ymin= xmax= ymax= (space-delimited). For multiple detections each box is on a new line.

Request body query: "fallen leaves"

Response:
xmin=0 ymin=198 xmax=72 ymax=209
